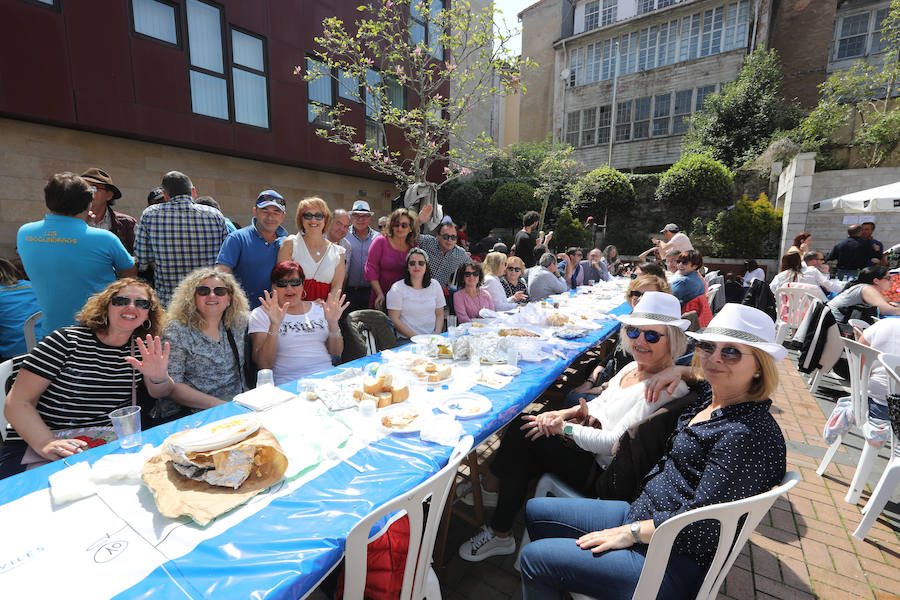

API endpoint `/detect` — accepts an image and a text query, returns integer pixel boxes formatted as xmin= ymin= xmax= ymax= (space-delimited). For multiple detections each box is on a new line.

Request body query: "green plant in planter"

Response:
xmin=655 ymin=153 xmax=734 ymax=215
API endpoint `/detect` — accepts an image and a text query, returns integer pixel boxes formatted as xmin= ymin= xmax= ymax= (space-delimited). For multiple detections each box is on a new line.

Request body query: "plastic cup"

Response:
xmin=256 ymin=369 xmax=274 ymax=387
xmin=506 ymin=342 xmax=518 ymax=368
xmin=588 ymin=280 xmax=596 ymax=286
xmin=358 ymin=398 xmax=376 ymax=418
xmin=447 ymin=315 xmax=458 ymax=338
xmin=109 ymin=406 xmax=142 ymax=449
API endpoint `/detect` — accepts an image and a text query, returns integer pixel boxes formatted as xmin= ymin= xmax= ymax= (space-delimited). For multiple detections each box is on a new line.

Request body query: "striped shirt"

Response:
xmin=134 ymin=196 xmax=230 ymax=305
xmin=8 ymin=327 xmax=138 ymax=441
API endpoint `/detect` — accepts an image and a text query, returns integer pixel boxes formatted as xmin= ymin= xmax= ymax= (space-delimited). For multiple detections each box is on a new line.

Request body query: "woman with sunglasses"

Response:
xmin=385 ymin=248 xmax=446 ymax=340
xmin=277 ymin=197 xmax=345 ymax=302
xmin=519 ymin=303 xmax=787 ymax=600
xmin=250 ymin=261 xmax=348 ymax=385
xmin=482 ymin=252 xmax=527 ymax=310
xmin=452 ymin=260 xmax=494 ymax=323
xmin=500 ymin=255 xmax=528 ymax=304
xmin=459 ymin=292 xmax=691 ymax=562
xmin=365 ymin=208 xmax=418 ymax=309
xmin=670 ymin=250 xmax=713 ymax=326
xmin=161 ymin=268 xmax=250 ymax=417
xmin=1 ymin=278 xmax=170 ymax=479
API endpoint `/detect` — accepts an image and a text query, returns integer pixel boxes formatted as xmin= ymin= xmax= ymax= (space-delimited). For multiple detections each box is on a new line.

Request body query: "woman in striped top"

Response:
xmin=1 ymin=278 xmax=171 ymax=480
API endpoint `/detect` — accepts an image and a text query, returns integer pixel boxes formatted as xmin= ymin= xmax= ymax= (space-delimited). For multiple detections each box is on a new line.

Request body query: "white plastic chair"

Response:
xmin=343 ymin=436 xmax=473 ymax=600
xmin=705 ymin=283 xmax=721 ymax=308
xmin=23 ymin=311 xmax=41 ymax=352
xmin=848 ymin=318 xmax=870 ymax=340
xmin=513 ymin=473 xmax=582 ymax=569
xmin=852 ymin=353 xmax=900 ymax=540
xmin=774 ymin=287 xmax=822 ymax=345
xmin=570 ymin=471 xmax=801 ymax=600
xmin=814 ymin=339 xmax=882 ymax=504
xmin=1 ymin=358 xmax=13 ymax=441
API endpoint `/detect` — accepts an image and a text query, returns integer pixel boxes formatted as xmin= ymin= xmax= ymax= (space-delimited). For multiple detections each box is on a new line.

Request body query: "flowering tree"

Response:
xmin=301 ymin=0 xmax=533 ymax=189
xmin=533 ymin=145 xmax=581 ymax=230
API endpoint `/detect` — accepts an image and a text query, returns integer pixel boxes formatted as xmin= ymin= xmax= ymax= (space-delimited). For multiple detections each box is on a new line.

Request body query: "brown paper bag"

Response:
xmin=142 ymin=426 xmax=287 ymax=525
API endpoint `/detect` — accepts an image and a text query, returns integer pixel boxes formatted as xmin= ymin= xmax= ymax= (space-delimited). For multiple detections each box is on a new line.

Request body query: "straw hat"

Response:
xmin=617 ymin=292 xmax=691 ymax=330
xmin=687 ymin=303 xmax=786 ymax=361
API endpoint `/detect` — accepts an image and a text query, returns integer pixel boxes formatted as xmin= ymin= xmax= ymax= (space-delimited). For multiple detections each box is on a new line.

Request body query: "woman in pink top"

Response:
xmin=364 ymin=208 xmax=418 ymax=309
xmin=453 ymin=261 xmax=494 ymax=323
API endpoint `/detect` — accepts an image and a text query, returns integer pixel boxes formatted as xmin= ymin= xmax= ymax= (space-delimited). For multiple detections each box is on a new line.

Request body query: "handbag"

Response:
xmin=887 ymin=393 xmax=900 ymax=440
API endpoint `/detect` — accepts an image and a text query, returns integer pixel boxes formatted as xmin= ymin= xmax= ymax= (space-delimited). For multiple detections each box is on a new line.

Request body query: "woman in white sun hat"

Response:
xmin=458 ymin=292 xmax=692 ymax=563
xmin=520 ymin=304 xmax=787 ymax=600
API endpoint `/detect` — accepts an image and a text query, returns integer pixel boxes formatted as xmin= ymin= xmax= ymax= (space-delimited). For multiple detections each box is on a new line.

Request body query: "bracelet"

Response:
xmin=266 ymin=330 xmax=279 ymax=336
xmin=149 ymin=375 xmax=170 ymax=385
xmin=328 ymin=331 xmax=342 ymax=338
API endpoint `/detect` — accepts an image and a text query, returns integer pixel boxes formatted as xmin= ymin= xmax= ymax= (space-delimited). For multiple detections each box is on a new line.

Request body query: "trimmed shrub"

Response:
xmin=570 ymin=166 xmax=635 ymax=223
xmin=488 ymin=182 xmax=540 ymax=229
xmin=655 ymin=153 xmax=734 ymax=215
xmin=704 ymin=193 xmax=782 ymax=258
xmin=550 ymin=207 xmax=591 ymax=252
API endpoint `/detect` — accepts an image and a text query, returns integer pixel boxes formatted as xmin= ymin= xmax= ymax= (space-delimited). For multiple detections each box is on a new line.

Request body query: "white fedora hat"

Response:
xmin=618 ymin=292 xmax=691 ymax=330
xmin=687 ymin=304 xmax=786 ymax=361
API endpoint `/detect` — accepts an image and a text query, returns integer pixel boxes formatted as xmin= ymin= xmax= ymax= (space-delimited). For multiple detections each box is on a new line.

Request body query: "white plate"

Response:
xmin=439 ymin=393 xmax=492 ymax=419
xmin=494 ymin=365 xmax=521 ymax=377
xmin=171 ymin=415 xmax=260 ymax=453
xmin=496 ymin=328 xmax=548 ymax=341
xmin=410 ymin=334 xmax=445 ymax=345
xmin=378 ymin=405 xmax=423 ymax=433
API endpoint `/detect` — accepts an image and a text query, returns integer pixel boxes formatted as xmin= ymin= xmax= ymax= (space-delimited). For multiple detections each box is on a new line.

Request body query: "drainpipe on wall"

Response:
xmin=557 ymin=39 xmax=568 ymax=145
xmin=750 ymin=0 xmax=760 ymax=50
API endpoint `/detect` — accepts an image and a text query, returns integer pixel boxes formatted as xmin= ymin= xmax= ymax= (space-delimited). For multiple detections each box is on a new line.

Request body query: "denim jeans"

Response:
xmin=520 ymin=497 xmax=703 ymax=600
xmin=563 ymin=389 xmax=599 ymax=408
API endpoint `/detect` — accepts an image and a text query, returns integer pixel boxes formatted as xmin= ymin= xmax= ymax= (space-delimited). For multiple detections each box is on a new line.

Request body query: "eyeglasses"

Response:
xmin=676 ymin=259 xmax=691 ymax=265
xmin=111 ymin=296 xmax=151 ymax=310
xmin=274 ymin=278 xmax=304 ymax=288
xmin=440 ymin=234 xmax=457 ymax=241
xmin=697 ymin=341 xmax=747 ymax=362
xmin=629 ymin=290 xmax=644 ymax=299
xmin=196 ymin=286 xmax=229 ymax=296
xmin=302 ymin=212 xmax=326 ymax=221
xmin=571 ymin=253 xmax=583 ymax=257
xmin=463 ymin=271 xmax=479 ymax=278
xmin=624 ymin=326 xmax=666 ymax=344
xmin=394 ymin=221 xmax=411 ymax=229
xmin=407 ymin=260 xmax=427 ymax=267
xmin=87 ymin=186 xmax=98 ymax=195
xmin=506 ymin=267 xmax=522 ymax=272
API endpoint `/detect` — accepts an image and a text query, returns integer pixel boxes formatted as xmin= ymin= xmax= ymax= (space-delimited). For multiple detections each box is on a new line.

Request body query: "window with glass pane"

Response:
xmin=624 ymin=31 xmax=638 ymax=74
xmin=680 ymin=13 xmax=701 ymax=61
xmin=638 ymin=26 xmax=657 ymax=71
xmin=581 ymin=108 xmax=597 ymax=146
xmin=652 ymin=93 xmax=671 ymax=136
xmin=338 ymin=70 xmax=359 ymax=101
xmin=566 ymin=111 xmax=581 ymax=147
xmin=615 ymin=101 xmax=632 ymax=141
xmin=133 ymin=0 xmax=177 ymax=44
xmin=672 ymin=89 xmax=692 ymax=134
xmin=600 ymin=40 xmax=614 ymax=79
xmin=699 ymin=7 xmax=723 ymax=57
xmin=428 ymin=0 xmax=444 ymax=59
xmin=633 ymin=96 xmax=651 ymax=139
xmin=190 ymin=71 xmax=228 ymax=119
xmin=231 ymin=30 xmax=267 ymax=128
xmin=307 ymin=58 xmax=332 ymax=124
xmin=695 ymin=85 xmax=715 ymax=111
xmin=658 ymin=20 xmax=677 ymax=66
xmin=365 ymin=69 xmax=382 ymax=119
xmin=871 ymin=8 xmax=890 ymax=55
xmin=584 ymin=0 xmax=600 ymax=31
xmin=385 ymin=78 xmax=406 ymax=110
xmin=570 ymin=47 xmax=584 ymax=86
xmin=601 ymin=0 xmax=617 ymax=26
xmin=637 ymin=0 xmax=654 ymax=14
xmin=366 ymin=119 xmax=386 ymax=148
xmin=186 ymin=0 xmax=223 ymax=72
xmin=585 ymin=43 xmax=601 ymax=83
xmin=658 ymin=0 xmax=676 ymax=7
xmin=836 ymin=13 xmax=870 ymax=59
xmin=596 ymin=105 xmax=611 ymax=144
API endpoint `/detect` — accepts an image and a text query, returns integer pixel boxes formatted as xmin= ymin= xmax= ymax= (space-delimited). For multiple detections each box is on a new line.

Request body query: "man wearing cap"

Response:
xmin=17 ymin=172 xmax=136 ymax=333
xmin=134 ymin=171 xmax=230 ymax=305
xmin=215 ymin=191 xmax=289 ymax=309
xmin=345 ymin=200 xmax=379 ymax=313
xmin=652 ymin=223 xmax=693 ymax=257
xmin=81 ymin=168 xmax=137 ymax=254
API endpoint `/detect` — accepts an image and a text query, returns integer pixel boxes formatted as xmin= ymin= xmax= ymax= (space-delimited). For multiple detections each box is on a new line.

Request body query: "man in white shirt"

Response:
xmin=803 ymin=251 xmax=844 ymax=294
xmin=654 ymin=223 xmax=693 ymax=256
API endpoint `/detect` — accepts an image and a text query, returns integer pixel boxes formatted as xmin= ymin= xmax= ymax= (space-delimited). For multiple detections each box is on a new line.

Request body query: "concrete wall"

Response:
xmin=519 ymin=0 xmax=563 ymax=143
xmin=768 ymin=0 xmax=837 ymax=107
xmin=0 ymin=118 xmax=399 ymax=257
xmin=776 ymin=152 xmax=900 ymax=258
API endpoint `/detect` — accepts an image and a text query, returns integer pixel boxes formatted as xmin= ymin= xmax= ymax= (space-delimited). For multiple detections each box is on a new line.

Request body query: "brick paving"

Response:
xmin=438 ymin=356 xmax=900 ymax=600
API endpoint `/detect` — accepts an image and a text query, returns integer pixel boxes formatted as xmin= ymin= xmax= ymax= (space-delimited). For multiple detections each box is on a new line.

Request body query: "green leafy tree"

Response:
xmin=550 ymin=207 xmax=591 ymax=251
xmin=569 ymin=166 xmax=634 ymax=224
xmin=704 ymin=193 xmax=783 ymax=258
xmin=655 ymin=153 xmax=734 ymax=215
xmin=442 ymin=182 xmax=483 ymax=234
xmin=488 ymin=182 xmax=539 ymax=229
xmin=303 ymin=0 xmax=534 ymax=188
xmin=682 ymin=49 xmax=802 ymax=169
xmin=534 ymin=145 xmax=582 ymax=229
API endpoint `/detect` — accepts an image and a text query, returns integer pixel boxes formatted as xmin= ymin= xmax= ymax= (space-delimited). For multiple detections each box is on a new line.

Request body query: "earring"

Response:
xmin=753 ymin=373 xmax=761 ymax=379
xmin=142 ymin=319 xmax=151 ymax=329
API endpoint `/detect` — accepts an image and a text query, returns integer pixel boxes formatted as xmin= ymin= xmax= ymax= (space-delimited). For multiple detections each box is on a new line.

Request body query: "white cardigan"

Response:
xmin=483 ymin=275 xmax=518 ymax=311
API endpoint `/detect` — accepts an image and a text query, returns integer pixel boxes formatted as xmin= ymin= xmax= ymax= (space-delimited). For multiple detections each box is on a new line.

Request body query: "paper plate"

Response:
xmin=554 ymin=327 xmax=588 ymax=339
xmin=493 ymin=364 xmax=521 ymax=377
xmin=410 ymin=334 xmax=444 ymax=345
xmin=439 ymin=393 xmax=492 ymax=419
xmin=378 ymin=405 xmax=422 ymax=433
xmin=171 ymin=415 xmax=261 ymax=453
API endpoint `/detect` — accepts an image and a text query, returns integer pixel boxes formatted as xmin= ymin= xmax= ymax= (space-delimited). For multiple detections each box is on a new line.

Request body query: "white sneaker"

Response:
xmin=458 ymin=485 xmax=499 ymax=508
xmin=458 ymin=525 xmax=517 ymax=562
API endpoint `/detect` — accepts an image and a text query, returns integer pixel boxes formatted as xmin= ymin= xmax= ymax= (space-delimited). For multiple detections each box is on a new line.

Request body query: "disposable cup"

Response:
xmin=256 ymin=369 xmax=275 ymax=387
xmin=359 ymin=398 xmax=376 ymax=418
xmin=109 ymin=406 xmax=142 ymax=449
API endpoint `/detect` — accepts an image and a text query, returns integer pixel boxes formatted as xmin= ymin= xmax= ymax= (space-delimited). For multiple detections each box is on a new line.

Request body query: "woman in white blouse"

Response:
xmin=277 ymin=196 xmax=345 ymax=302
xmin=482 ymin=251 xmax=527 ymax=311
xmin=386 ymin=248 xmax=446 ymax=340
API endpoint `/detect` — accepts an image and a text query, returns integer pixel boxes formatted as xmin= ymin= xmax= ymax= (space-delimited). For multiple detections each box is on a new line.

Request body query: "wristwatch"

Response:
xmin=630 ymin=521 xmax=641 ymax=544
xmin=563 ymin=423 xmax=575 ymax=437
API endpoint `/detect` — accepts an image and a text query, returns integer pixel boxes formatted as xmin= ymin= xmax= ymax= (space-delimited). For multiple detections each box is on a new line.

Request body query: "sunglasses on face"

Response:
xmin=676 ymin=259 xmax=691 ymax=265
xmin=274 ymin=278 xmax=304 ymax=288
xmin=440 ymin=234 xmax=457 ymax=241
xmin=394 ymin=221 xmax=411 ymax=229
xmin=506 ymin=267 xmax=521 ymax=272
xmin=302 ymin=212 xmax=326 ymax=221
xmin=196 ymin=286 xmax=229 ymax=296
xmin=463 ymin=271 xmax=479 ymax=278
xmin=407 ymin=260 xmax=427 ymax=267
xmin=696 ymin=341 xmax=746 ymax=362
xmin=625 ymin=326 xmax=666 ymax=344
xmin=111 ymin=296 xmax=151 ymax=310
xmin=629 ymin=290 xmax=644 ymax=299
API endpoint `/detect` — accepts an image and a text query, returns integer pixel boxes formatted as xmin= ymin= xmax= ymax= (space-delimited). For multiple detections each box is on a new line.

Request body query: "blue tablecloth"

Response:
xmin=0 ymin=302 xmax=629 ymax=599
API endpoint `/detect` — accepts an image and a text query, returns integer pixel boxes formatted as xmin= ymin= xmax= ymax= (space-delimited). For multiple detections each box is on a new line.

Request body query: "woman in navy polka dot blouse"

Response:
xmin=519 ymin=304 xmax=788 ymax=600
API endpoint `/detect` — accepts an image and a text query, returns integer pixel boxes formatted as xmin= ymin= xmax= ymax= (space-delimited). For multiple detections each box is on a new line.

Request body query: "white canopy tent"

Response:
xmin=811 ymin=181 xmax=900 ymax=213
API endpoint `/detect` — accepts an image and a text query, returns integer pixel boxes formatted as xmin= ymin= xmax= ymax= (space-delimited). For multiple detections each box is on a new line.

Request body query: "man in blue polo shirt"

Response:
xmin=216 ymin=190 xmax=288 ymax=309
xmin=17 ymin=172 xmax=136 ymax=334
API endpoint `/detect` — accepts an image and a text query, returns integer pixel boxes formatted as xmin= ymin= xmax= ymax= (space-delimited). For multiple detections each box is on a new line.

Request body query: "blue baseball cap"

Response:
xmin=256 ymin=190 xmax=285 ymax=211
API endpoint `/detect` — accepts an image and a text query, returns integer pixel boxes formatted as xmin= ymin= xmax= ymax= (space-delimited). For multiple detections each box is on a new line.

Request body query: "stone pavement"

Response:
xmin=437 ymin=356 xmax=900 ymax=600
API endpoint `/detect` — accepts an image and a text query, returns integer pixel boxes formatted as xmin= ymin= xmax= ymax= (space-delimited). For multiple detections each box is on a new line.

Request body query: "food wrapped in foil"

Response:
xmin=452 ymin=336 xmax=470 ymax=360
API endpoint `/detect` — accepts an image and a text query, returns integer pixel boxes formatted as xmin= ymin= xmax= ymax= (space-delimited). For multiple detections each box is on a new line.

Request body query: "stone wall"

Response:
xmin=0 ymin=118 xmax=399 ymax=258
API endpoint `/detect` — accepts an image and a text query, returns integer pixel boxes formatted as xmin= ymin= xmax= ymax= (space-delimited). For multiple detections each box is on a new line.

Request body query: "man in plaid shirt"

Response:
xmin=135 ymin=171 xmax=230 ymax=305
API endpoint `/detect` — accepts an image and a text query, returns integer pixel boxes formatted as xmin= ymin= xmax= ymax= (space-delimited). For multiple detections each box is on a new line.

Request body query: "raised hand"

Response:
xmin=324 ymin=291 xmax=350 ymax=324
xmin=125 ymin=334 xmax=170 ymax=382
xmin=259 ymin=290 xmax=289 ymax=329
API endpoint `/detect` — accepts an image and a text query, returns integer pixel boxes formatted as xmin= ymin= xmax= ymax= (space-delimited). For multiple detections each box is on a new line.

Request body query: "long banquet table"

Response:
xmin=0 ymin=296 xmax=630 ymax=599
